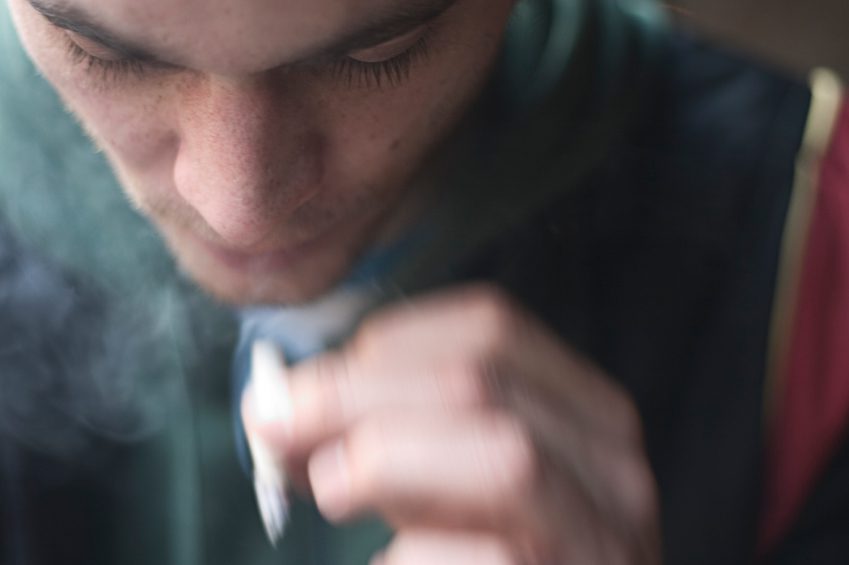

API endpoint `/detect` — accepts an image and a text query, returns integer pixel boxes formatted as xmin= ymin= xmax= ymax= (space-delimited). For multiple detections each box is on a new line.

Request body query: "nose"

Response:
xmin=173 ymin=74 xmax=322 ymax=248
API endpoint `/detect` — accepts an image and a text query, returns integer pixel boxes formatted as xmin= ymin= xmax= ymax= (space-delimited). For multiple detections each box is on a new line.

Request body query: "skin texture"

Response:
xmin=245 ymin=286 xmax=663 ymax=564
xmin=8 ymin=0 xmax=515 ymax=304
xmin=10 ymin=1 xmax=662 ymax=562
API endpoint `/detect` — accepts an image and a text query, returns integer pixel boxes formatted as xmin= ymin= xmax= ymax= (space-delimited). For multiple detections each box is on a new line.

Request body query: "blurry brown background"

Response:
xmin=664 ymin=0 xmax=848 ymax=80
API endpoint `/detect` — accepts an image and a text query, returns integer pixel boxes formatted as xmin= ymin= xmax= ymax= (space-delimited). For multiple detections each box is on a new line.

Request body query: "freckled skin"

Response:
xmin=7 ymin=0 xmax=516 ymax=304
xmin=10 ymin=7 xmax=667 ymax=561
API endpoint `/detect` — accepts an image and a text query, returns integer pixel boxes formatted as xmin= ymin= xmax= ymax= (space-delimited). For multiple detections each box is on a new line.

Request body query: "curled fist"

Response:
xmin=244 ymin=285 xmax=662 ymax=564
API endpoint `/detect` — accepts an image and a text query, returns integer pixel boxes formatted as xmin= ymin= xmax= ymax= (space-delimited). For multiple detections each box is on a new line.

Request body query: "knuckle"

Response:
xmin=381 ymin=535 xmax=426 ymax=565
xmin=597 ymin=379 xmax=646 ymax=447
xmin=492 ymin=546 xmax=524 ymax=565
xmin=312 ymin=361 xmax=344 ymax=424
xmin=346 ymin=420 xmax=390 ymax=500
xmin=290 ymin=365 xmax=339 ymax=442
xmin=383 ymin=535 xmax=522 ymax=565
xmin=379 ymin=538 xmax=407 ymax=565
xmin=441 ymin=359 xmax=497 ymax=408
xmin=614 ymin=454 xmax=660 ymax=526
xmin=616 ymin=395 xmax=646 ymax=445
xmin=631 ymin=466 xmax=661 ymax=524
xmin=464 ymin=285 xmax=520 ymax=351
xmin=598 ymin=479 xmax=661 ymax=565
xmin=492 ymin=416 xmax=541 ymax=502
xmin=521 ymin=536 xmax=561 ymax=565
xmin=485 ymin=538 xmax=525 ymax=565
xmin=349 ymin=319 xmax=386 ymax=365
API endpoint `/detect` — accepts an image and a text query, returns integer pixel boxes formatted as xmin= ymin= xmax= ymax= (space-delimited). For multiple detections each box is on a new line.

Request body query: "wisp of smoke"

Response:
xmin=0 ymin=5 xmax=236 ymax=459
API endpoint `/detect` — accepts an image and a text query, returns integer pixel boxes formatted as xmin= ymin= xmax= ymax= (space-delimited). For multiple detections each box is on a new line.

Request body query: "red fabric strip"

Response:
xmin=760 ymin=99 xmax=849 ymax=554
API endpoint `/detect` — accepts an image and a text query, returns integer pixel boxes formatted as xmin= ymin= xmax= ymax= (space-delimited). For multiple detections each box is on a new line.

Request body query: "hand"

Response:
xmin=244 ymin=285 xmax=662 ymax=564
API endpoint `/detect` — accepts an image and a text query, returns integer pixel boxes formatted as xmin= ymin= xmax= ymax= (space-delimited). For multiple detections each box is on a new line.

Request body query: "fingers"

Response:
xmin=281 ymin=352 xmax=491 ymax=456
xmin=278 ymin=284 xmax=635 ymax=455
xmin=374 ymin=531 xmax=521 ymax=565
xmin=350 ymin=284 xmax=527 ymax=370
xmin=306 ymin=411 xmax=543 ymax=532
xmin=237 ymin=285 xmax=662 ymax=564
xmin=241 ymin=283 xmax=644 ymax=501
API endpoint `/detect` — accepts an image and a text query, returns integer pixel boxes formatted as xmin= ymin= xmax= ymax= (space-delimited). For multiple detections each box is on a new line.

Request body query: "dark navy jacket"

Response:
xmin=1 ymin=5 xmax=844 ymax=565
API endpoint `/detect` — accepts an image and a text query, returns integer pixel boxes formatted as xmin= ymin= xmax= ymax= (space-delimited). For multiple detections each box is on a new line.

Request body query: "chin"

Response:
xmin=185 ymin=255 xmax=352 ymax=306
xmin=201 ymin=272 xmax=344 ymax=306
xmin=168 ymin=236 xmax=359 ymax=306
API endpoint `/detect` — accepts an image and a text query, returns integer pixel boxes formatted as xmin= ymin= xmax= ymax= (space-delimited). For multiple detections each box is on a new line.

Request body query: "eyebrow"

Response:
xmin=326 ymin=0 xmax=459 ymax=56
xmin=28 ymin=0 xmax=165 ymax=63
xmin=27 ymin=0 xmax=460 ymax=68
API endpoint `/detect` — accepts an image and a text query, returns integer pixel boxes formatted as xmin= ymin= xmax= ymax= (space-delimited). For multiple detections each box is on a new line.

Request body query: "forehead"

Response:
xmin=42 ymin=0 xmax=443 ymax=73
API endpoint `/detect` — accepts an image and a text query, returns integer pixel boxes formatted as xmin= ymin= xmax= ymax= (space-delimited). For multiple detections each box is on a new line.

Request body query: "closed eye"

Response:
xmin=331 ymin=24 xmax=434 ymax=88
xmin=62 ymin=31 xmax=148 ymax=79
xmin=58 ymin=16 xmax=438 ymax=88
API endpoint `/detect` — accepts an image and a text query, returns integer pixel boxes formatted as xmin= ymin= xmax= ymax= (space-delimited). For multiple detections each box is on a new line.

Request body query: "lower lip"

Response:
xmin=197 ymin=234 xmax=325 ymax=274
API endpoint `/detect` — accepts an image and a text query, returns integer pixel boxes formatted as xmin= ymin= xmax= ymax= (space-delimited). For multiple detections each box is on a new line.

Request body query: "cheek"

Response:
xmin=60 ymin=88 xmax=179 ymax=221
xmin=320 ymin=0 xmax=512 ymax=186
xmin=325 ymin=92 xmax=438 ymax=179
xmin=90 ymin=99 xmax=178 ymax=176
xmin=55 ymin=78 xmax=177 ymax=174
xmin=50 ymin=75 xmax=178 ymax=203
xmin=321 ymin=54 xmax=501 ymax=191
xmin=8 ymin=1 xmax=177 ymax=175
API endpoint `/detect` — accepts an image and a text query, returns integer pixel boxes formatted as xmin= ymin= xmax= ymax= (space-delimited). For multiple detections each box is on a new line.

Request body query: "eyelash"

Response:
xmin=62 ymin=28 xmax=433 ymax=88
xmin=329 ymin=30 xmax=432 ymax=89
xmin=64 ymin=37 xmax=147 ymax=80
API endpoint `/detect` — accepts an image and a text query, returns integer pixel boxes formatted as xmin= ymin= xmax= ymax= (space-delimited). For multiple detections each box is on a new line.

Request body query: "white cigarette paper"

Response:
xmin=245 ymin=340 xmax=292 ymax=546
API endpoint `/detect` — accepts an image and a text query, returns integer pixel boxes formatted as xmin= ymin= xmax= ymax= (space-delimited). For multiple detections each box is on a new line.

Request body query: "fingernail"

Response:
xmin=309 ymin=442 xmax=351 ymax=521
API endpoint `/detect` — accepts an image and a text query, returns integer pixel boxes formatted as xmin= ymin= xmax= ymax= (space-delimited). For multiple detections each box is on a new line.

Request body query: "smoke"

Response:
xmin=0 ymin=6 xmax=236 ymax=459
xmin=0 ymin=237 xmax=171 ymax=456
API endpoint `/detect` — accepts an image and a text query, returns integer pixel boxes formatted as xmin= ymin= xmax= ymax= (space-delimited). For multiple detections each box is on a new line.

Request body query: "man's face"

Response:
xmin=8 ymin=0 xmax=515 ymax=304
